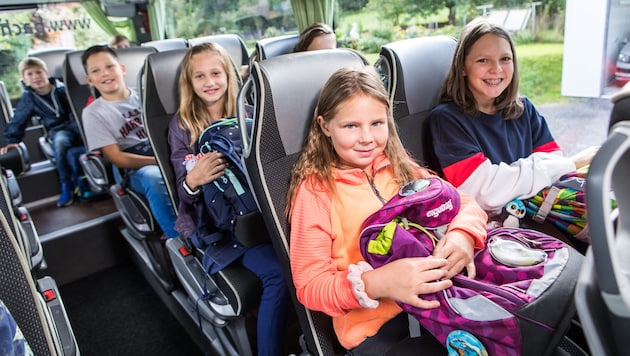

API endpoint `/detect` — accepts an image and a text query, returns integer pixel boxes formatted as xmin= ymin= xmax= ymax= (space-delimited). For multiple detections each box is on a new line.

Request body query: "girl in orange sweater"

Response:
xmin=286 ymin=66 xmax=488 ymax=354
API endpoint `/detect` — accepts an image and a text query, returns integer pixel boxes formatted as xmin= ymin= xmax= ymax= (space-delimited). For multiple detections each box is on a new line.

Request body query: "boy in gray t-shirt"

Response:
xmin=81 ymin=45 xmax=177 ymax=238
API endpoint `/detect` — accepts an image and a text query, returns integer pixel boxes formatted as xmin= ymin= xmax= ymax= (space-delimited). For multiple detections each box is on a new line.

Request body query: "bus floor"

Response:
xmin=59 ymin=261 xmax=204 ymax=356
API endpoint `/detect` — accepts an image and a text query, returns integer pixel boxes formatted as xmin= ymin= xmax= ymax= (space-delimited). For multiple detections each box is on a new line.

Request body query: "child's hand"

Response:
xmin=0 ymin=143 xmax=19 ymax=155
xmin=364 ymin=257 xmax=452 ymax=309
xmin=432 ymin=231 xmax=476 ymax=279
xmin=185 ymin=151 xmax=226 ymax=190
xmin=570 ymin=146 xmax=599 ymax=169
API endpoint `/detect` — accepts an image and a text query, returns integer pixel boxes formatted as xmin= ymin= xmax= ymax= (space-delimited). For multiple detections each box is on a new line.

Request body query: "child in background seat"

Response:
xmin=286 ymin=66 xmax=487 ymax=354
xmin=0 ymin=57 xmax=84 ymax=207
xmin=294 ymin=22 xmax=337 ymax=52
xmin=428 ymin=18 xmax=597 ymax=219
xmin=81 ymin=45 xmax=177 ymax=239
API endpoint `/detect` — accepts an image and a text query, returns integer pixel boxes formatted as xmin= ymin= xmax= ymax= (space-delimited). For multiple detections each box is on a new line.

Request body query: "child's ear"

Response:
xmin=317 ymin=115 xmax=330 ymax=137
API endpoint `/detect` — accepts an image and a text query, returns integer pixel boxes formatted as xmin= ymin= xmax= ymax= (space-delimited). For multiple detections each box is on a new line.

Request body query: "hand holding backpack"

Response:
xmin=359 ymin=177 xmax=584 ymax=356
xmin=187 ymin=118 xmax=269 ymax=273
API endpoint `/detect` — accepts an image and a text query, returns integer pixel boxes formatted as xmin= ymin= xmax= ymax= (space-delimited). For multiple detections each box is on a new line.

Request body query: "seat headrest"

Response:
xmin=188 ymin=34 xmax=249 ymax=66
xmin=255 ymin=34 xmax=300 ymax=61
xmin=65 ymin=50 xmax=88 ymax=86
xmin=381 ymin=36 xmax=456 ymax=116
xmin=114 ymin=46 xmax=157 ymax=90
xmin=143 ymin=49 xmax=188 ymax=116
xmin=611 ymin=81 xmax=630 ymax=103
xmin=141 ymin=38 xmax=188 ymax=52
xmin=252 ymin=49 xmax=368 ymax=156
xmin=0 ymin=81 xmax=13 ymax=122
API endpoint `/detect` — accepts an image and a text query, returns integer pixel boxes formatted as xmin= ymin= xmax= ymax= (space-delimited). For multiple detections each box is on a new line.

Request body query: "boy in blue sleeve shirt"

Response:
xmin=0 ymin=57 xmax=83 ymax=207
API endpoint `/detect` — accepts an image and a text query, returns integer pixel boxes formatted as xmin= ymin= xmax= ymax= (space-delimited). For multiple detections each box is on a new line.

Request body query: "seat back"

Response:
xmin=0 ymin=80 xmax=13 ymax=119
xmin=0 ymin=213 xmax=59 ymax=356
xmin=375 ymin=35 xmax=456 ymax=170
xmin=188 ymin=34 xmax=250 ymax=67
xmin=0 ymin=175 xmax=78 ymax=356
xmin=576 ymin=120 xmax=630 ymax=355
xmin=0 ymin=168 xmax=43 ymax=271
xmin=26 ymin=48 xmax=74 ymax=164
xmin=142 ymin=48 xmax=187 ymax=208
xmin=143 ymin=48 xmax=265 ymax=356
xmin=141 ymin=38 xmax=188 ymax=52
xmin=28 ymin=48 xmax=73 ymax=81
xmin=609 ymin=83 xmax=630 ymax=131
xmin=250 ymin=33 xmax=300 ymax=63
xmin=240 ymin=49 xmax=368 ymax=355
xmin=0 ymin=81 xmax=30 ymax=175
xmin=63 ymin=49 xmax=92 ymax=141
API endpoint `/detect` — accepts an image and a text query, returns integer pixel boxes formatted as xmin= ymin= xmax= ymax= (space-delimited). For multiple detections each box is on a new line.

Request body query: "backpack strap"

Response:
xmin=532 ymin=186 xmax=561 ymax=223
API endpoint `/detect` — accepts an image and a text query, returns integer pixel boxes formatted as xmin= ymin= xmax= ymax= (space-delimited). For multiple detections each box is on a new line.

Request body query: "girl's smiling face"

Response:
xmin=189 ymin=51 xmax=228 ymax=113
xmin=318 ymin=93 xmax=389 ymax=170
xmin=464 ymin=33 xmax=514 ymax=113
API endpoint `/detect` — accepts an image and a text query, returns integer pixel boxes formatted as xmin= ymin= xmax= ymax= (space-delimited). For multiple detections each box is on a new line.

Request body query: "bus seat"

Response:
xmin=141 ymin=38 xmax=188 ymax=52
xmin=240 ymin=49 xmax=370 ymax=355
xmin=188 ymin=34 xmax=250 ymax=68
xmin=0 ymin=79 xmax=13 ymax=115
xmin=0 ymin=81 xmax=30 ymax=175
xmin=250 ymin=33 xmax=299 ymax=63
xmin=375 ymin=35 xmax=456 ymax=171
xmin=0 ymin=177 xmax=79 ymax=356
xmin=0 ymin=168 xmax=44 ymax=271
xmin=29 ymin=48 xmax=75 ymax=163
xmin=63 ymin=46 xmax=174 ymax=289
xmin=142 ymin=48 xmax=262 ymax=356
xmin=609 ymin=81 xmax=630 ymax=131
xmin=576 ymin=120 xmax=630 ymax=355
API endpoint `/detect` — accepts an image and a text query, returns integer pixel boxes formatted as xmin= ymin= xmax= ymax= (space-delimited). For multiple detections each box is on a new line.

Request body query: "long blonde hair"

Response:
xmin=286 ymin=66 xmax=424 ymax=216
xmin=177 ymin=42 xmax=239 ymax=145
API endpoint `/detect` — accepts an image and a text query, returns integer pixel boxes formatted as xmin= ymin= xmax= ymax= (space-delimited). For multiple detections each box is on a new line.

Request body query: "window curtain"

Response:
xmin=111 ymin=18 xmax=136 ymax=42
xmin=80 ymin=0 xmax=137 ymax=42
xmin=290 ymin=0 xmax=334 ymax=32
xmin=147 ymin=0 xmax=167 ymax=40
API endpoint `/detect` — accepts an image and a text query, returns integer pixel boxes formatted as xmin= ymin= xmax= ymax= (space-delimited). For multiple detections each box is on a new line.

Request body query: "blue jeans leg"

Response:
xmin=52 ymin=129 xmax=81 ymax=186
xmin=240 ymin=244 xmax=289 ymax=356
xmin=127 ymin=165 xmax=178 ymax=238
xmin=66 ymin=146 xmax=87 ymax=188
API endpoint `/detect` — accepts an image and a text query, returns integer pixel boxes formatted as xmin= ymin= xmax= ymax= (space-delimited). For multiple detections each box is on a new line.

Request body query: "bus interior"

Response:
xmin=0 ymin=0 xmax=628 ymax=355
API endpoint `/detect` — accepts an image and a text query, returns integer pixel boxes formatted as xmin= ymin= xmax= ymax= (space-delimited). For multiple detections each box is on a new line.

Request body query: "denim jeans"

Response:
xmin=51 ymin=128 xmax=82 ymax=186
xmin=123 ymin=165 xmax=178 ymax=238
xmin=240 ymin=244 xmax=290 ymax=356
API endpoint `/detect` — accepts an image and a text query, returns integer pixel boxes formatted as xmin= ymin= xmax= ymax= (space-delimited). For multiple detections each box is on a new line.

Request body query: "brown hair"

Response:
xmin=286 ymin=66 xmax=425 ymax=216
xmin=294 ymin=22 xmax=336 ymax=52
xmin=177 ymin=42 xmax=239 ymax=145
xmin=440 ymin=18 xmax=523 ymax=119
xmin=110 ymin=34 xmax=131 ymax=48
xmin=81 ymin=45 xmax=119 ymax=72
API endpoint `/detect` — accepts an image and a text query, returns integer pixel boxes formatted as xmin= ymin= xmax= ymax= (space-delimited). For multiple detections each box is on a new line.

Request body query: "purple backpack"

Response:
xmin=359 ymin=177 xmax=583 ymax=356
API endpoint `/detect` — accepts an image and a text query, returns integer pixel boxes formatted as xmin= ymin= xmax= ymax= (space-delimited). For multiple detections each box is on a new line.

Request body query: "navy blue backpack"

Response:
xmin=191 ymin=118 xmax=268 ymax=268
xmin=198 ymin=118 xmax=258 ymax=230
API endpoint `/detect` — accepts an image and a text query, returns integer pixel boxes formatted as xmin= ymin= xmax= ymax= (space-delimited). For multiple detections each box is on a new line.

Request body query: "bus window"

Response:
xmin=0 ymin=2 xmax=110 ymax=99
